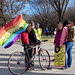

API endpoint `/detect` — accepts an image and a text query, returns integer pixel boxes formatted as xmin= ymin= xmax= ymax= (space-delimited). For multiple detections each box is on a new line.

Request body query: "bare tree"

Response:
xmin=65 ymin=7 xmax=75 ymax=24
xmin=0 ymin=0 xmax=30 ymax=28
xmin=28 ymin=0 xmax=58 ymax=33
xmin=46 ymin=0 xmax=70 ymax=21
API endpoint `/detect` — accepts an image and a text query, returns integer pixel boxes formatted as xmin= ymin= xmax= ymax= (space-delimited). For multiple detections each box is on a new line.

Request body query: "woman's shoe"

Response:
xmin=65 ymin=67 xmax=68 ymax=69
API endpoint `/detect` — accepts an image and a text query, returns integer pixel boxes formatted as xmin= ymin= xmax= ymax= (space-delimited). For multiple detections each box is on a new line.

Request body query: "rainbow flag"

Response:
xmin=0 ymin=15 xmax=28 ymax=48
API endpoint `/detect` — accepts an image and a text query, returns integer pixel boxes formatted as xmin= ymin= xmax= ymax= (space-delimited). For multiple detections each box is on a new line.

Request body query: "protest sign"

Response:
xmin=54 ymin=45 xmax=65 ymax=67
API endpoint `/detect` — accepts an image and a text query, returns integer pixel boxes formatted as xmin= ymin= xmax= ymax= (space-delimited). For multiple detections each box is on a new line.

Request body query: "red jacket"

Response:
xmin=21 ymin=31 xmax=29 ymax=44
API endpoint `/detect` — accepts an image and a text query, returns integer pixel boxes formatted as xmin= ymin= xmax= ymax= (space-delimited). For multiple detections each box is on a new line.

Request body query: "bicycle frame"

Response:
xmin=23 ymin=44 xmax=41 ymax=63
xmin=8 ymin=42 xmax=50 ymax=75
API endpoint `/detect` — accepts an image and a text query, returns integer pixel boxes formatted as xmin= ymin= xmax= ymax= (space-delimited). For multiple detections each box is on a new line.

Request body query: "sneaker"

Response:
xmin=51 ymin=59 xmax=55 ymax=61
xmin=68 ymin=65 xmax=71 ymax=68
xmin=30 ymin=67 xmax=34 ymax=70
xmin=65 ymin=68 xmax=68 ymax=69
xmin=60 ymin=68 xmax=64 ymax=69
xmin=65 ymin=67 xmax=68 ymax=69
xmin=27 ymin=67 xmax=34 ymax=71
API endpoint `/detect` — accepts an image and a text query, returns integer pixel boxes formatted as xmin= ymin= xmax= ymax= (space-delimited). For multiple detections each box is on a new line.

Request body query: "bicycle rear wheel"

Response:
xmin=8 ymin=52 xmax=28 ymax=75
xmin=39 ymin=49 xmax=50 ymax=70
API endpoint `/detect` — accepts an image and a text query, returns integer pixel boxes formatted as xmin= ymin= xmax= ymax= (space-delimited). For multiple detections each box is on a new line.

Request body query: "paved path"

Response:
xmin=0 ymin=42 xmax=75 ymax=75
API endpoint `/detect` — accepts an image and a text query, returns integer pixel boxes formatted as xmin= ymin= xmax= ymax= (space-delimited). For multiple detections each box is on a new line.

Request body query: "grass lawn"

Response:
xmin=16 ymin=35 xmax=54 ymax=43
xmin=42 ymin=36 xmax=54 ymax=43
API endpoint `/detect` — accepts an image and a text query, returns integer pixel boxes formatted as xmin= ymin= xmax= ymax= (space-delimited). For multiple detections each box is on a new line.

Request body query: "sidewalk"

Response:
xmin=0 ymin=43 xmax=75 ymax=75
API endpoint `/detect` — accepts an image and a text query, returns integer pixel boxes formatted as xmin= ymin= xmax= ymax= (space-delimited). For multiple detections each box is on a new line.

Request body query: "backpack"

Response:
xmin=67 ymin=26 xmax=75 ymax=42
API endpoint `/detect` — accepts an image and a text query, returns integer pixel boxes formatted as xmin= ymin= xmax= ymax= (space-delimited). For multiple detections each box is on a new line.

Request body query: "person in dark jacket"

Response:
xmin=29 ymin=21 xmax=40 ymax=56
xmin=21 ymin=25 xmax=35 ymax=71
xmin=29 ymin=21 xmax=40 ymax=45
xmin=22 ymin=21 xmax=40 ymax=71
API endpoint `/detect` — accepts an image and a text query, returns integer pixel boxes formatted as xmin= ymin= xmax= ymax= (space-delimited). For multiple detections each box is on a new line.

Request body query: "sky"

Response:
xmin=68 ymin=0 xmax=75 ymax=7
xmin=20 ymin=0 xmax=75 ymax=15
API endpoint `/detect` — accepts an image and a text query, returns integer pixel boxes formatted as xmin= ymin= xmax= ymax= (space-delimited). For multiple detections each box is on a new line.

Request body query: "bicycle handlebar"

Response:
xmin=21 ymin=40 xmax=48 ymax=48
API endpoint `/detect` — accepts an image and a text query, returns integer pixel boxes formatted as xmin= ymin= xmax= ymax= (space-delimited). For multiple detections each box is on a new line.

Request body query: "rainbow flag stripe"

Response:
xmin=0 ymin=15 xmax=28 ymax=48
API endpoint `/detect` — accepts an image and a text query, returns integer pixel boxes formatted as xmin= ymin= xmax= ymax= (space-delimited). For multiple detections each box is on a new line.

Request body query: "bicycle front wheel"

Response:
xmin=39 ymin=49 xmax=50 ymax=70
xmin=8 ymin=52 xmax=28 ymax=75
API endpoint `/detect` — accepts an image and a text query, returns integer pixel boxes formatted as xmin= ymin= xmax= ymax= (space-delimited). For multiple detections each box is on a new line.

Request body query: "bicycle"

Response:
xmin=8 ymin=41 xmax=50 ymax=75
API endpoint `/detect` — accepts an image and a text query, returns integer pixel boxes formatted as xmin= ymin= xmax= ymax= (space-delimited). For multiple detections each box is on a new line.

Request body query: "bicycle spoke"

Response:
xmin=39 ymin=49 xmax=50 ymax=70
xmin=8 ymin=52 xmax=28 ymax=75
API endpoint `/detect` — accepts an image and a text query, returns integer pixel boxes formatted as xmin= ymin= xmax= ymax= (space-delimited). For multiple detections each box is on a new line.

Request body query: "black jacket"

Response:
xmin=29 ymin=28 xmax=40 ymax=45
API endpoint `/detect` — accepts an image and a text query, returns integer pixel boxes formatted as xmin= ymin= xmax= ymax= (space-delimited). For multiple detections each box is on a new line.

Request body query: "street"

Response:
xmin=0 ymin=42 xmax=75 ymax=75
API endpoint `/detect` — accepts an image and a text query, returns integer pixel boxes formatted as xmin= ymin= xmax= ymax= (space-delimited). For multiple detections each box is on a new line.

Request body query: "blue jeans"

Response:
xmin=64 ymin=41 xmax=74 ymax=68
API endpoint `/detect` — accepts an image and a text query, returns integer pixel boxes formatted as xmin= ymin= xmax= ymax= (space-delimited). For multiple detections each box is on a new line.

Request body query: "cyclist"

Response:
xmin=29 ymin=21 xmax=41 ymax=70
xmin=21 ymin=21 xmax=40 ymax=71
xmin=29 ymin=21 xmax=41 ymax=56
xmin=21 ymin=25 xmax=32 ymax=60
xmin=21 ymin=24 xmax=34 ymax=71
